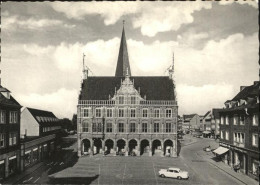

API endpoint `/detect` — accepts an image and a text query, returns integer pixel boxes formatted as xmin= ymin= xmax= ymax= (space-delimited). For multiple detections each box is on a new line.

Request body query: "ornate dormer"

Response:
xmin=112 ymin=68 xmax=144 ymax=104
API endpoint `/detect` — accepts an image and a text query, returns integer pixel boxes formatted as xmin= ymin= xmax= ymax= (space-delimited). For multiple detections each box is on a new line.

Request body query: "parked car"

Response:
xmin=159 ymin=167 xmax=189 ymax=180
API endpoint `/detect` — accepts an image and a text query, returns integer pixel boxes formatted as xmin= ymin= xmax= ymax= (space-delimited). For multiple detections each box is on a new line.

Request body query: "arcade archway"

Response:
xmin=93 ymin=139 xmax=102 ymax=154
xmin=164 ymin=139 xmax=173 ymax=156
xmin=128 ymin=139 xmax=138 ymax=155
xmin=117 ymin=139 xmax=126 ymax=152
xmin=140 ymin=139 xmax=150 ymax=155
xmin=105 ymin=139 xmax=114 ymax=154
xmin=82 ymin=139 xmax=90 ymax=154
xmin=152 ymin=140 xmax=161 ymax=155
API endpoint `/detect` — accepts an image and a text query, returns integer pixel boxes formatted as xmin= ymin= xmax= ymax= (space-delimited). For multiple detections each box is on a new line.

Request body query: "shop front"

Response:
xmin=0 ymin=160 xmax=5 ymax=181
xmin=8 ymin=155 xmax=17 ymax=176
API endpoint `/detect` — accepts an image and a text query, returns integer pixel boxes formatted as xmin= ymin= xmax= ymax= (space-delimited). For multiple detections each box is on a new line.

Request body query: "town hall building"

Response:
xmin=77 ymin=24 xmax=178 ymax=157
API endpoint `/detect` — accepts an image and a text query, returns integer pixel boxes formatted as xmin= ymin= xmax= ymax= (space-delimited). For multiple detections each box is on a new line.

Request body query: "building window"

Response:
xmin=166 ymin=109 xmax=172 ymax=118
xmin=82 ymin=121 xmax=89 ymax=132
xmin=240 ymin=115 xmax=245 ymax=125
xmin=82 ymin=109 xmax=90 ymax=118
xmin=130 ymin=123 xmax=136 ymax=132
xmin=234 ymin=132 xmax=245 ymax=143
xmin=142 ymin=123 xmax=147 ymax=133
xmin=106 ymin=109 xmax=112 ymax=118
xmin=0 ymin=134 xmax=5 ymax=148
xmin=154 ymin=122 xmax=159 ymax=133
xmin=9 ymin=111 xmax=18 ymax=123
xmin=9 ymin=133 xmax=17 ymax=146
xmin=252 ymin=159 xmax=259 ymax=176
xmin=154 ymin=109 xmax=160 ymax=118
xmin=0 ymin=110 xmax=6 ymax=124
xmin=118 ymin=123 xmax=124 ymax=132
xmin=119 ymin=96 xmax=124 ymax=104
xmin=253 ymin=114 xmax=258 ymax=126
xmin=131 ymin=96 xmax=136 ymax=104
xmin=225 ymin=131 xmax=229 ymax=140
xmin=233 ymin=115 xmax=238 ymax=125
xmin=95 ymin=108 xmax=102 ymax=118
xmin=166 ymin=123 xmax=171 ymax=133
xmin=130 ymin=109 xmax=136 ymax=118
xmin=221 ymin=116 xmax=224 ymax=125
xmin=119 ymin=109 xmax=124 ymax=117
xmin=142 ymin=109 xmax=148 ymax=118
xmin=92 ymin=123 xmax=97 ymax=132
xmin=106 ymin=123 xmax=112 ymax=133
xmin=252 ymin=134 xmax=258 ymax=147
xmin=97 ymin=122 xmax=102 ymax=132
xmin=220 ymin=131 xmax=223 ymax=139
xmin=225 ymin=116 xmax=229 ymax=125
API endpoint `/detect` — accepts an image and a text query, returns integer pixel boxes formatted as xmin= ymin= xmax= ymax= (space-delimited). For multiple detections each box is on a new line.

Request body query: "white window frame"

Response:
xmin=0 ymin=133 xmax=5 ymax=148
xmin=225 ymin=131 xmax=229 ymax=140
xmin=9 ymin=111 xmax=18 ymax=124
xmin=82 ymin=121 xmax=89 ymax=132
xmin=106 ymin=122 xmax=112 ymax=133
xmin=252 ymin=114 xmax=258 ymax=126
xmin=118 ymin=123 xmax=124 ymax=132
xmin=154 ymin=109 xmax=160 ymax=118
xmin=130 ymin=96 xmax=136 ymax=104
xmin=166 ymin=122 xmax=172 ymax=133
xmin=0 ymin=110 xmax=6 ymax=124
xmin=240 ymin=115 xmax=245 ymax=125
xmin=154 ymin=122 xmax=159 ymax=133
xmin=166 ymin=109 xmax=172 ymax=118
xmin=82 ymin=108 xmax=90 ymax=118
xmin=252 ymin=133 xmax=258 ymax=147
xmin=221 ymin=131 xmax=223 ymax=139
xmin=225 ymin=116 xmax=229 ymax=125
xmin=130 ymin=109 xmax=136 ymax=118
xmin=106 ymin=108 xmax=113 ymax=118
xmin=119 ymin=109 xmax=124 ymax=117
xmin=119 ymin=96 xmax=124 ymax=104
xmin=142 ymin=109 xmax=148 ymax=118
xmin=95 ymin=108 xmax=102 ymax=118
xmin=233 ymin=115 xmax=237 ymax=125
xmin=142 ymin=122 xmax=147 ymax=133
xmin=221 ymin=116 xmax=224 ymax=125
xmin=130 ymin=122 xmax=136 ymax=133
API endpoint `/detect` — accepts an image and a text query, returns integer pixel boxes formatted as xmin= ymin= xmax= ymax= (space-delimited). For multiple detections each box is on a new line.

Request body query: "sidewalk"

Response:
xmin=2 ymin=162 xmax=44 ymax=184
xmin=198 ymin=150 xmax=258 ymax=185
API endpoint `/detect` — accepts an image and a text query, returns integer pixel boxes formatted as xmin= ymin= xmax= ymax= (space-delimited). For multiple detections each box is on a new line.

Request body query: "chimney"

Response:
xmin=253 ymin=81 xmax=259 ymax=85
xmin=240 ymin=86 xmax=247 ymax=91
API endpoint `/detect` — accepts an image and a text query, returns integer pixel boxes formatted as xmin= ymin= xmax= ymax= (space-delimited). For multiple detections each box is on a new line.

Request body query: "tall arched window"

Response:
xmin=82 ymin=121 xmax=88 ymax=132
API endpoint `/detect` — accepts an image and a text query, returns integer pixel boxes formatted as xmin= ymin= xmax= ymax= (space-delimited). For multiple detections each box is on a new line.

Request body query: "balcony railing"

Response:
xmin=233 ymin=141 xmax=245 ymax=148
xmin=78 ymin=100 xmax=177 ymax=106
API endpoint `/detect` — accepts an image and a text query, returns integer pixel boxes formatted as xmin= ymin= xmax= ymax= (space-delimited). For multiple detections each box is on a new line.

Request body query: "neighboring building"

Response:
xmin=212 ymin=108 xmax=222 ymax=138
xmin=21 ymin=107 xmax=61 ymax=137
xmin=0 ymin=85 xmax=22 ymax=181
xmin=77 ymin=24 xmax=178 ymax=157
xmin=216 ymin=81 xmax=259 ymax=181
xmin=177 ymin=116 xmax=183 ymax=131
xmin=202 ymin=111 xmax=211 ymax=131
xmin=20 ymin=107 xmax=62 ymax=172
xmin=183 ymin=114 xmax=201 ymax=132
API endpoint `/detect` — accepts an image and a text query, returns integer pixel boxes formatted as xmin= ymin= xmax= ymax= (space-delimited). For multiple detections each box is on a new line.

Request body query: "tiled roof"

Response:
xmin=232 ymin=81 xmax=259 ymax=101
xmin=183 ymin=114 xmax=197 ymax=121
xmin=79 ymin=76 xmax=175 ymax=100
xmin=219 ymin=103 xmax=259 ymax=113
xmin=212 ymin=108 xmax=222 ymax=119
xmin=26 ymin=107 xmax=59 ymax=125
xmin=0 ymin=85 xmax=21 ymax=107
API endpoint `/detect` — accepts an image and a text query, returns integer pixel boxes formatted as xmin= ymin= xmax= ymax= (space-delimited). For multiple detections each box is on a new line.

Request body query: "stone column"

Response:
xmin=125 ymin=140 xmax=129 ymax=156
xmin=113 ymin=139 xmax=117 ymax=156
xmin=243 ymin=153 xmax=246 ymax=174
xmin=101 ymin=140 xmax=105 ymax=155
xmin=77 ymin=136 xmax=82 ymax=157
xmin=171 ymin=139 xmax=177 ymax=157
xmin=230 ymin=150 xmax=233 ymax=168
xmin=161 ymin=140 xmax=164 ymax=157
xmin=149 ymin=140 xmax=152 ymax=156
xmin=136 ymin=140 xmax=140 ymax=156
xmin=89 ymin=139 xmax=94 ymax=156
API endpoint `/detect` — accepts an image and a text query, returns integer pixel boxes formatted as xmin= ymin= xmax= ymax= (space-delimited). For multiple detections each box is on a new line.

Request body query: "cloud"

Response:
xmin=176 ymin=83 xmax=235 ymax=115
xmin=2 ymin=15 xmax=75 ymax=30
xmin=219 ymin=0 xmax=258 ymax=8
xmin=16 ymin=88 xmax=78 ymax=118
xmin=49 ymin=1 xmax=212 ymax=37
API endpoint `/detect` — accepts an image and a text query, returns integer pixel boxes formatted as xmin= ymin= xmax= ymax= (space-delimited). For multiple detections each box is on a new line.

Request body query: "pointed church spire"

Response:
xmin=115 ymin=20 xmax=131 ymax=77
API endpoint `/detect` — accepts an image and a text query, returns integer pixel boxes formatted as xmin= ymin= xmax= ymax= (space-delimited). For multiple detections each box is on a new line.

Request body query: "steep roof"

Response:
xmin=115 ymin=26 xmax=131 ymax=77
xmin=0 ymin=85 xmax=21 ymax=107
xmin=26 ymin=107 xmax=59 ymax=125
xmin=183 ymin=114 xmax=197 ymax=121
xmin=212 ymin=108 xmax=222 ymax=119
xmin=232 ymin=81 xmax=259 ymax=101
xmin=79 ymin=76 xmax=175 ymax=100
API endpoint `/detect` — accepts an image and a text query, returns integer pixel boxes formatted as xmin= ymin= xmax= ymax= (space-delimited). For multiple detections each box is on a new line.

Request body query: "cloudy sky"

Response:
xmin=1 ymin=1 xmax=258 ymax=118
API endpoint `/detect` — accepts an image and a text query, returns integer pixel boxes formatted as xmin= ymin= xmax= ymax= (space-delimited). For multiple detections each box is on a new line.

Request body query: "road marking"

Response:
xmin=121 ymin=163 xmax=126 ymax=185
xmin=98 ymin=164 xmax=100 ymax=185
xmin=152 ymin=163 xmax=158 ymax=185
xmin=33 ymin=177 xmax=40 ymax=183
xmin=23 ymin=177 xmax=33 ymax=183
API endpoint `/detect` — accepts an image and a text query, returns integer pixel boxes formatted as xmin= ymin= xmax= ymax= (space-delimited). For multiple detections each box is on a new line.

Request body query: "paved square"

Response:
xmin=50 ymin=155 xmax=197 ymax=185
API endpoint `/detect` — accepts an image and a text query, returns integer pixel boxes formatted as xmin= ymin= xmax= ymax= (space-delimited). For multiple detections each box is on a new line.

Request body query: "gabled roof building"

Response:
xmin=77 ymin=24 xmax=178 ymax=157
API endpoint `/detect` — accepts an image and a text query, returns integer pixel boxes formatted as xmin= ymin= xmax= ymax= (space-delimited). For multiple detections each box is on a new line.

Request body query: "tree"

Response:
xmin=72 ymin=114 xmax=77 ymax=130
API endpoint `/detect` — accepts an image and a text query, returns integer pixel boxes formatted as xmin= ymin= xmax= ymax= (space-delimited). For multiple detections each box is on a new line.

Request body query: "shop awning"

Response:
xmin=203 ymin=131 xmax=211 ymax=134
xmin=213 ymin=147 xmax=229 ymax=155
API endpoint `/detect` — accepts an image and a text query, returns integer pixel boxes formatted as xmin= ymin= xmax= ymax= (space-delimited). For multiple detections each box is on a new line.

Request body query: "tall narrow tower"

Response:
xmin=82 ymin=53 xmax=88 ymax=80
xmin=115 ymin=21 xmax=131 ymax=77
